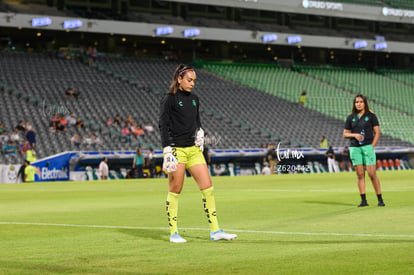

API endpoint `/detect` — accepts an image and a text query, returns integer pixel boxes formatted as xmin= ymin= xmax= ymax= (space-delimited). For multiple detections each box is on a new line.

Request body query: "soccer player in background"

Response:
xmin=159 ymin=64 xmax=237 ymax=243
xmin=343 ymin=94 xmax=385 ymax=207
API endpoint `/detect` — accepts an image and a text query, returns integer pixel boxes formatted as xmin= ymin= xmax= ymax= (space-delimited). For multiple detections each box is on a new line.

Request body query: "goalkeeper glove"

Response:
xmin=162 ymin=146 xmax=178 ymax=173
xmin=195 ymin=128 xmax=204 ymax=151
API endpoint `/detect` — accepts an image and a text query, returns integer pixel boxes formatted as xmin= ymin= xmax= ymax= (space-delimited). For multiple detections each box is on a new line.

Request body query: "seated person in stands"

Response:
xmin=70 ymin=133 xmax=82 ymax=147
xmin=0 ymin=122 xmax=5 ymax=135
xmin=121 ymin=124 xmax=131 ymax=143
xmin=91 ymin=134 xmax=102 ymax=147
xmin=83 ymin=134 xmax=93 ymax=147
xmin=49 ymin=113 xmax=60 ymax=131
xmin=125 ymin=114 xmax=134 ymax=126
xmin=106 ymin=117 xmax=113 ymax=127
xmin=65 ymin=113 xmax=77 ymax=126
xmin=3 ymin=140 xmax=17 ymax=155
xmin=65 ymin=88 xmax=73 ymax=98
xmin=15 ymin=121 xmax=26 ymax=132
xmin=55 ymin=122 xmax=66 ymax=132
xmin=75 ymin=118 xmax=85 ymax=128
xmin=0 ymin=131 xmax=9 ymax=146
xmin=113 ymin=114 xmax=122 ymax=126
xmin=143 ymin=121 xmax=155 ymax=133
xmin=19 ymin=139 xmax=30 ymax=155
xmin=131 ymin=123 xmax=144 ymax=137
xmin=72 ymin=87 xmax=80 ymax=98
xmin=9 ymin=128 xmax=22 ymax=145
xmin=59 ymin=115 xmax=68 ymax=127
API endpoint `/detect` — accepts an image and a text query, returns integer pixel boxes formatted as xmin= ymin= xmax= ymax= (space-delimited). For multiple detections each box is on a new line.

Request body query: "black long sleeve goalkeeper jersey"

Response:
xmin=159 ymin=89 xmax=201 ymax=148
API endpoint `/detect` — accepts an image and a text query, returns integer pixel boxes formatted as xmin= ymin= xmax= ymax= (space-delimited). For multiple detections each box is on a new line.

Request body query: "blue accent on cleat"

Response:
xmin=210 ymin=229 xmax=237 ymax=241
xmin=170 ymin=233 xmax=187 ymax=243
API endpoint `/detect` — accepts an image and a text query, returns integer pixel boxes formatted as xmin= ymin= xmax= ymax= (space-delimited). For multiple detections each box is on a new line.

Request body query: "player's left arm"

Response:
xmin=372 ymin=125 xmax=380 ymax=147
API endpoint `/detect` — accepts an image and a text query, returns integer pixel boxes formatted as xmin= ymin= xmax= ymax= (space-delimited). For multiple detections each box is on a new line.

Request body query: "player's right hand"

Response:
xmin=162 ymin=146 xmax=178 ymax=173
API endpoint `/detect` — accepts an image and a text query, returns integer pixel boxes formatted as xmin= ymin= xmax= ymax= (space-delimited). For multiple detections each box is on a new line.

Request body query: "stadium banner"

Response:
xmin=0 ymin=164 xmax=22 ymax=184
xmin=34 ymin=152 xmax=78 ymax=182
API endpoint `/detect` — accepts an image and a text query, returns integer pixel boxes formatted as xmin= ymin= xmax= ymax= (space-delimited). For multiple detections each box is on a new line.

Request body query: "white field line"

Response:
xmin=1 ymin=222 xmax=413 ymax=238
xmin=239 ymin=188 xmax=414 ymax=192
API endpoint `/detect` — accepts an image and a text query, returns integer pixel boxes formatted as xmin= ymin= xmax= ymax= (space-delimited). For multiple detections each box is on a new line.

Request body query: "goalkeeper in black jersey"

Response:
xmin=159 ymin=64 xmax=237 ymax=243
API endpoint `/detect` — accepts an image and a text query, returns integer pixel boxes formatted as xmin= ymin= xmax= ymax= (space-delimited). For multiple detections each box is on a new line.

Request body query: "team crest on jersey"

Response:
xmin=192 ymin=99 xmax=197 ymax=107
xmin=364 ymin=116 xmax=369 ymax=121
xmin=178 ymin=101 xmax=183 ymax=107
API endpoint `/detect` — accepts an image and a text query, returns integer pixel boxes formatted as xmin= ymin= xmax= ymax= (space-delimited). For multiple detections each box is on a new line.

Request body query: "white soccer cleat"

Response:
xmin=170 ymin=233 xmax=187 ymax=243
xmin=210 ymin=229 xmax=237 ymax=241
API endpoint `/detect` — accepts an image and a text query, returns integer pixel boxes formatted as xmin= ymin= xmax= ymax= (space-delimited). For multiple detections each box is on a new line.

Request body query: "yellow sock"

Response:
xmin=166 ymin=192 xmax=179 ymax=235
xmin=201 ymin=186 xmax=220 ymax=232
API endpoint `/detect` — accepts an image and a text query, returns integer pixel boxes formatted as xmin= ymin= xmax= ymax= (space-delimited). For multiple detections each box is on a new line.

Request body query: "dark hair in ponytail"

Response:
xmin=168 ymin=64 xmax=194 ymax=95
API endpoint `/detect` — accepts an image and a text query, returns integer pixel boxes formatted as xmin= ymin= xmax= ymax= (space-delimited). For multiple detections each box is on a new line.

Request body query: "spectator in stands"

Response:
xmin=87 ymin=46 xmax=97 ymax=66
xmin=106 ymin=117 xmax=113 ymax=127
xmin=340 ymin=146 xmax=351 ymax=172
xmin=343 ymin=94 xmax=385 ymax=207
xmin=83 ymin=134 xmax=93 ymax=147
xmin=160 ymin=64 xmax=236 ymax=243
xmin=121 ymin=124 xmax=131 ymax=143
xmin=19 ymin=139 xmax=30 ymax=155
xmin=55 ymin=121 xmax=66 ymax=132
xmin=65 ymin=113 xmax=77 ymax=127
xmin=132 ymin=147 xmax=144 ymax=178
xmin=0 ymin=122 xmax=5 ymax=135
xmin=65 ymin=88 xmax=73 ymax=98
xmin=143 ymin=121 xmax=155 ymax=133
xmin=75 ymin=118 xmax=85 ymax=128
xmin=113 ymin=114 xmax=122 ymax=126
xmin=72 ymin=87 xmax=80 ymax=98
xmin=59 ymin=115 xmax=68 ymax=127
xmin=319 ymin=136 xmax=328 ymax=149
xmin=3 ymin=139 xmax=17 ymax=155
xmin=49 ymin=113 xmax=60 ymax=132
xmin=0 ymin=130 xmax=9 ymax=145
xmin=98 ymin=157 xmax=109 ymax=180
xmin=70 ymin=133 xmax=82 ymax=147
xmin=25 ymin=125 xmax=36 ymax=149
xmin=10 ymin=128 xmax=22 ymax=145
xmin=131 ymin=123 xmax=145 ymax=137
xmin=326 ymin=146 xmax=339 ymax=173
xmin=91 ymin=134 xmax=102 ymax=147
xmin=125 ymin=114 xmax=134 ymax=126
xmin=261 ymin=162 xmax=271 ymax=175
xmin=299 ymin=90 xmax=307 ymax=106
xmin=15 ymin=121 xmax=25 ymax=132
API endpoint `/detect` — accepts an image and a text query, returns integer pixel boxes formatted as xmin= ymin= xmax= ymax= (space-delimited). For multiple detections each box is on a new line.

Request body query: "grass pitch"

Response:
xmin=1 ymin=170 xmax=414 ymax=274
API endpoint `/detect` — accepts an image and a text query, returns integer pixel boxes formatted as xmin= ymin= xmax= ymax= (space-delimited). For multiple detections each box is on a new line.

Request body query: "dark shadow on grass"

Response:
xmin=304 ymin=200 xmax=355 ymax=206
xmin=118 ymin=228 xmax=167 ymax=241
